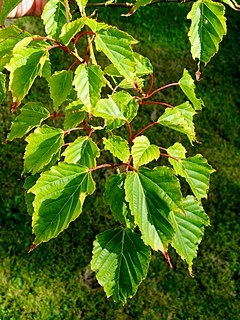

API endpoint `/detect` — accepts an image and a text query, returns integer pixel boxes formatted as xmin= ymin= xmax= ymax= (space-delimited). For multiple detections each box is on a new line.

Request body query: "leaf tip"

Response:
xmin=28 ymin=243 xmax=36 ymax=253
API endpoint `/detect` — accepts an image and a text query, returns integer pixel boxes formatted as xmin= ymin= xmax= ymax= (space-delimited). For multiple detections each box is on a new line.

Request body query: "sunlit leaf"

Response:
xmin=103 ymin=135 xmax=130 ymax=163
xmin=62 ymin=136 xmax=100 ymax=168
xmin=132 ymin=135 xmax=160 ymax=169
xmin=7 ymin=102 xmax=50 ymax=141
xmin=29 ymin=162 xmax=95 ymax=245
xmin=125 ymin=167 xmax=183 ymax=252
xmin=0 ymin=72 xmax=6 ymax=103
xmin=60 ymin=18 xmax=86 ymax=45
xmin=91 ymin=228 xmax=151 ymax=303
xmin=170 ymin=195 xmax=210 ymax=274
xmin=187 ymin=0 xmax=227 ymax=64
xmin=24 ymin=125 xmax=64 ymax=174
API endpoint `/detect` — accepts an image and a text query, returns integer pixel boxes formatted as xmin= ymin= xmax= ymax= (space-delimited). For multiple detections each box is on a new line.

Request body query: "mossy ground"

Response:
xmin=0 ymin=4 xmax=239 ymax=319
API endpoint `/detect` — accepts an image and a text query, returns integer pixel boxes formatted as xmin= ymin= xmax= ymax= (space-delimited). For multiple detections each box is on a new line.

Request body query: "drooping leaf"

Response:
xmin=187 ymin=0 xmax=227 ymax=64
xmin=73 ymin=64 xmax=106 ymax=114
xmin=125 ymin=167 xmax=183 ymax=252
xmin=91 ymin=228 xmax=151 ymax=304
xmin=132 ymin=135 xmax=160 ymax=169
xmin=179 ymin=69 xmax=204 ymax=111
xmin=0 ymin=0 xmax=22 ymax=24
xmin=170 ymin=196 xmax=210 ymax=274
xmin=0 ymin=72 xmax=6 ymax=103
xmin=64 ymin=100 xmax=85 ymax=130
xmin=93 ymin=91 xmax=138 ymax=130
xmin=103 ymin=135 xmax=130 ymax=163
xmin=7 ymin=102 xmax=50 ymax=141
xmin=158 ymin=103 xmax=196 ymax=144
xmin=29 ymin=162 xmax=95 ymax=245
xmin=88 ymin=21 xmax=138 ymax=81
xmin=24 ymin=125 xmax=64 ymax=174
xmin=48 ymin=70 xmax=73 ymax=110
xmin=6 ymin=46 xmax=49 ymax=106
xmin=60 ymin=18 xmax=86 ymax=45
xmin=123 ymin=0 xmax=153 ymax=17
xmin=167 ymin=143 xmax=215 ymax=201
xmin=62 ymin=136 xmax=100 ymax=168
xmin=23 ymin=174 xmax=40 ymax=216
xmin=104 ymin=173 xmax=134 ymax=227
xmin=41 ymin=0 xmax=71 ymax=40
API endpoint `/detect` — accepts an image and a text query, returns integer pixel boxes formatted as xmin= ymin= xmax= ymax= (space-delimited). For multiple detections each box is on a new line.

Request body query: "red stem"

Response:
xmin=146 ymin=73 xmax=154 ymax=96
xmin=146 ymin=82 xmax=179 ymax=98
xmin=50 ymin=113 xmax=65 ymax=118
xmin=68 ymin=61 xmax=78 ymax=71
xmin=126 ymin=120 xmax=133 ymax=142
xmin=114 ymin=162 xmax=137 ymax=172
xmin=89 ymin=164 xmax=113 ymax=172
xmin=130 ymin=121 xmax=158 ymax=142
xmin=73 ymin=31 xmax=96 ymax=46
xmin=161 ymin=153 xmax=179 ymax=161
xmin=32 ymin=36 xmax=82 ymax=64
xmin=141 ymin=101 xmax=174 ymax=108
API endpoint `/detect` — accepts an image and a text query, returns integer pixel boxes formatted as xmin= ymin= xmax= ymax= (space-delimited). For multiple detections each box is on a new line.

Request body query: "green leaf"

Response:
xmin=91 ymin=228 xmax=151 ymax=304
xmin=179 ymin=69 xmax=204 ymax=111
xmin=42 ymin=0 xmax=71 ymax=40
xmin=7 ymin=102 xmax=50 ymax=141
xmin=64 ymin=100 xmax=85 ymax=130
xmin=167 ymin=144 xmax=215 ymax=201
xmin=0 ymin=0 xmax=22 ymax=24
xmin=158 ymin=103 xmax=196 ymax=144
xmin=29 ymin=162 xmax=95 ymax=245
xmin=187 ymin=0 xmax=227 ymax=64
xmin=73 ymin=64 xmax=106 ymax=114
xmin=0 ymin=72 xmax=6 ymax=103
xmin=170 ymin=196 xmax=210 ymax=274
xmin=62 ymin=136 xmax=100 ymax=168
xmin=218 ymin=0 xmax=240 ymax=11
xmin=91 ymin=23 xmax=138 ymax=81
xmin=48 ymin=70 xmax=73 ymax=110
xmin=125 ymin=167 xmax=183 ymax=252
xmin=103 ymin=135 xmax=130 ymax=163
xmin=132 ymin=135 xmax=160 ymax=169
xmin=123 ymin=0 xmax=153 ymax=17
xmin=6 ymin=46 xmax=49 ymax=106
xmin=24 ymin=125 xmax=64 ymax=174
xmin=93 ymin=91 xmax=138 ymax=131
xmin=23 ymin=174 xmax=40 ymax=216
xmin=75 ymin=0 xmax=88 ymax=14
xmin=60 ymin=18 xmax=86 ymax=45
xmin=104 ymin=174 xmax=134 ymax=227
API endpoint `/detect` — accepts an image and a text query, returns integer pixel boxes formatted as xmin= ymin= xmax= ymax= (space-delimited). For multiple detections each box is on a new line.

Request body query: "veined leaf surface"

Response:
xmin=24 ymin=125 xmax=64 ymax=174
xmin=170 ymin=196 xmax=210 ymax=274
xmin=103 ymin=135 xmax=130 ymax=163
xmin=125 ymin=167 xmax=183 ymax=252
xmin=60 ymin=18 xmax=86 ymax=45
xmin=64 ymin=101 xmax=85 ymax=130
xmin=7 ymin=102 xmax=50 ymax=141
xmin=187 ymin=0 xmax=227 ymax=64
xmin=29 ymin=162 xmax=95 ymax=245
xmin=0 ymin=72 xmax=6 ymax=103
xmin=91 ymin=228 xmax=151 ymax=303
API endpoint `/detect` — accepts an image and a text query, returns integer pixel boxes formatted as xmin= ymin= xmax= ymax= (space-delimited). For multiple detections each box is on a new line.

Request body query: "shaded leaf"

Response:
xmin=48 ymin=70 xmax=73 ymax=110
xmin=29 ymin=162 xmax=95 ymax=245
xmin=62 ymin=136 xmax=100 ymax=168
xmin=0 ymin=0 xmax=22 ymax=24
xmin=73 ymin=64 xmax=106 ymax=114
xmin=23 ymin=174 xmax=40 ymax=216
xmin=64 ymin=100 xmax=85 ymax=130
xmin=91 ymin=228 xmax=151 ymax=304
xmin=179 ymin=69 xmax=204 ymax=111
xmin=7 ymin=102 xmax=50 ymax=141
xmin=187 ymin=0 xmax=227 ymax=64
xmin=103 ymin=135 xmax=130 ymax=163
xmin=170 ymin=195 xmax=210 ymax=274
xmin=125 ymin=167 xmax=183 ymax=252
xmin=219 ymin=0 xmax=240 ymax=10
xmin=104 ymin=173 xmax=134 ymax=227
xmin=0 ymin=72 xmax=6 ymax=103
xmin=132 ymin=135 xmax=160 ymax=169
xmin=24 ymin=125 xmax=64 ymax=174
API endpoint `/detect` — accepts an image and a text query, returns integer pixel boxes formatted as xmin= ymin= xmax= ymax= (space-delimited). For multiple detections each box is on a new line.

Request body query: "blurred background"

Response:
xmin=0 ymin=3 xmax=239 ymax=319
